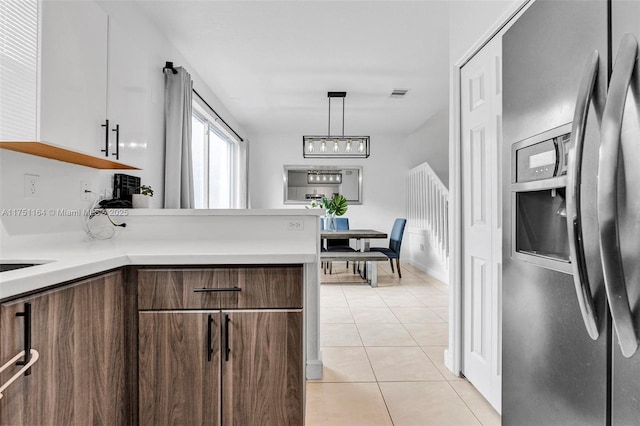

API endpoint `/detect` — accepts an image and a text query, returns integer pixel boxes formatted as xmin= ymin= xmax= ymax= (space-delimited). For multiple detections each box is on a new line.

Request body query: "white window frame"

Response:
xmin=192 ymin=99 xmax=240 ymax=209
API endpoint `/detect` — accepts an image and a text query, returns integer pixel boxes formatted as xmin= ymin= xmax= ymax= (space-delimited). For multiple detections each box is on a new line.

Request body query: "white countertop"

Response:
xmin=1 ymin=210 xmax=321 ymax=300
xmin=1 ymin=239 xmax=316 ymax=300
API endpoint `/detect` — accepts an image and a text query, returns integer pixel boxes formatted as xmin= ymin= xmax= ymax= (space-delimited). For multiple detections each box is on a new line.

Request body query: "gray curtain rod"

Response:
xmin=163 ymin=61 xmax=244 ymax=142
xmin=192 ymin=89 xmax=244 ymax=142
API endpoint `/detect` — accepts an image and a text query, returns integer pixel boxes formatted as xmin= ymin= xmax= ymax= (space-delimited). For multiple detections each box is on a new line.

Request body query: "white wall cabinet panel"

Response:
xmin=40 ymin=0 xmax=108 ymax=155
xmin=106 ymin=18 xmax=149 ymax=169
xmin=40 ymin=1 xmax=148 ymax=168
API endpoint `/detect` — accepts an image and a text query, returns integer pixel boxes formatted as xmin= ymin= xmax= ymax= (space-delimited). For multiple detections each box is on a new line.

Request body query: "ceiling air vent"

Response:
xmin=390 ymin=89 xmax=409 ymax=98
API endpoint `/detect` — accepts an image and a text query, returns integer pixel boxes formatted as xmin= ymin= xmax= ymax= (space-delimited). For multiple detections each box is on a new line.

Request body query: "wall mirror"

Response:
xmin=283 ymin=165 xmax=362 ymax=205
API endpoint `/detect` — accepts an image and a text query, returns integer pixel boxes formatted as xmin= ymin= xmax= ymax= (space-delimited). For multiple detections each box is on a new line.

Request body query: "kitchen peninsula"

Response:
xmin=0 ymin=209 xmax=322 ymax=424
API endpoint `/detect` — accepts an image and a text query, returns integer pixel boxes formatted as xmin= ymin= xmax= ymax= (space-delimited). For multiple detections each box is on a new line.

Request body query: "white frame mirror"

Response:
xmin=283 ymin=165 xmax=363 ymax=205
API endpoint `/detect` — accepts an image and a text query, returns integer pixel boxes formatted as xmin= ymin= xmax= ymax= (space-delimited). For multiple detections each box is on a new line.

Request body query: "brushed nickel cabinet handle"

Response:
xmin=566 ymin=50 xmax=600 ymax=340
xmin=598 ymin=33 xmax=639 ymax=358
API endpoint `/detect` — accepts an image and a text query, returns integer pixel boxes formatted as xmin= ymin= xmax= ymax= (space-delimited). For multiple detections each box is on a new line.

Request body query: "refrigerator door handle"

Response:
xmin=566 ymin=51 xmax=600 ymax=340
xmin=598 ymin=33 xmax=639 ymax=358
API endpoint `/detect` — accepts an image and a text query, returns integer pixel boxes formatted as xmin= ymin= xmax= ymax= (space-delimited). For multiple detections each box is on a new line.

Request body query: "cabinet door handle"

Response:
xmin=111 ymin=124 xmax=120 ymax=160
xmin=15 ymin=303 xmax=32 ymax=376
xmin=101 ymin=119 xmax=109 ymax=157
xmin=193 ymin=287 xmax=241 ymax=293
xmin=224 ymin=314 xmax=231 ymax=362
xmin=207 ymin=314 xmax=214 ymax=362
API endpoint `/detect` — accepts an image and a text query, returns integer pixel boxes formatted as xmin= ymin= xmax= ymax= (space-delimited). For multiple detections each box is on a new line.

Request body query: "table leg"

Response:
xmin=362 ymin=238 xmax=371 ymax=281
xmin=367 ymin=261 xmax=378 ymax=288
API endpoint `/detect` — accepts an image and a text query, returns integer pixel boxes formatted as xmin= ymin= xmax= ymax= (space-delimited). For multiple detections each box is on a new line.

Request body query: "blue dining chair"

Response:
xmin=326 ymin=217 xmax=356 ymax=274
xmin=369 ymin=218 xmax=407 ymax=278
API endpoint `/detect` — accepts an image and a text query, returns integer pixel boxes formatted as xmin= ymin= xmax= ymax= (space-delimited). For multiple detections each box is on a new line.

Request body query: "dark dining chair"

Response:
xmin=326 ymin=217 xmax=356 ymax=274
xmin=369 ymin=218 xmax=407 ymax=278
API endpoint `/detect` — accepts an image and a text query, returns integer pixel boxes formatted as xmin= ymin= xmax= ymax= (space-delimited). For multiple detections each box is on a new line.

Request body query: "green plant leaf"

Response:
xmin=331 ymin=195 xmax=348 ymax=216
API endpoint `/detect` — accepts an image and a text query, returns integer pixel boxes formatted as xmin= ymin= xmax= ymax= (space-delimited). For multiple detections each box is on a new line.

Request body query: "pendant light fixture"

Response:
xmin=303 ymin=92 xmax=370 ymax=158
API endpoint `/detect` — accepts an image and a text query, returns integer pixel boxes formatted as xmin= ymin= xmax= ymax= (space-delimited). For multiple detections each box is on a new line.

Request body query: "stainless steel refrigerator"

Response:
xmin=502 ymin=0 xmax=640 ymax=424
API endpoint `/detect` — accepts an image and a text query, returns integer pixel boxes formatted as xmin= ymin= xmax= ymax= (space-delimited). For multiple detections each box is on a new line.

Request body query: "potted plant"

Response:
xmin=132 ymin=184 xmax=154 ymax=208
xmin=321 ymin=194 xmax=348 ymax=231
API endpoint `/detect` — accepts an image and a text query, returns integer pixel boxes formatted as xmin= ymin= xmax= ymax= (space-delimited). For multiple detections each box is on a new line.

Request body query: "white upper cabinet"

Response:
xmin=40 ymin=0 xmax=108 ymax=155
xmin=106 ymin=18 xmax=149 ymax=169
xmin=39 ymin=0 xmax=148 ymax=168
xmin=0 ymin=0 xmax=39 ymax=141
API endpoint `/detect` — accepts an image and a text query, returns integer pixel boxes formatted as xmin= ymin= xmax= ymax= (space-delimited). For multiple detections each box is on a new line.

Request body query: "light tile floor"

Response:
xmin=306 ymin=262 xmax=501 ymax=426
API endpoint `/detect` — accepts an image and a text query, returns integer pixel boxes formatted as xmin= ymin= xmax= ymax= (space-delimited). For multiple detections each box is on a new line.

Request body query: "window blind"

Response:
xmin=0 ymin=0 xmax=38 ymax=140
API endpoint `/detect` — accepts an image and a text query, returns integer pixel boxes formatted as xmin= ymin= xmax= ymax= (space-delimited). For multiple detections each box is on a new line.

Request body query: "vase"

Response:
xmin=132 ymin=194 xmax=152 ymax=208
xmin=324 ymin=213 xmax=336 ymax=231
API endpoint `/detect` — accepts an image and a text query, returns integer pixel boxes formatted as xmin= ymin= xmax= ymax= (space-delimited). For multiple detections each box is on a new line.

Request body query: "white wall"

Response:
xmin=0 ymin=0 xmax=247 ymax=237
xmin=249 ymin=132 xmax=406 ymax=251
xmin=401 ymin=108 xmax=449 ymax=187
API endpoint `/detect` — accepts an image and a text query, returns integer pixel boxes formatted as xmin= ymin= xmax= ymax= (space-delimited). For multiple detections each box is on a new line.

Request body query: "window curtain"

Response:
xmin=163 ymin=66 xmax=194 ymax=208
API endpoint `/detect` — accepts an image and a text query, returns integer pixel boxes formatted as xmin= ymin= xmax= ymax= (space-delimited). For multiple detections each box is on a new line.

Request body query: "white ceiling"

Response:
xmin=134 ymin=1 xmax=450 ymax=138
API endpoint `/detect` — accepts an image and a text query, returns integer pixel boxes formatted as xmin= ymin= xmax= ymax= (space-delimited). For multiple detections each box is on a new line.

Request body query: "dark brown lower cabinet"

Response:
xmin=138 ymin=310 xmax=303 ymax=426
xmin=137 ymin=265 xmax=304 ymax=426
xmin=138 ymin=311 xmax=220 ymax=425
xmin=0 ymin=270 xmax=126 ymax=425
xmin=222 ymin=310 xmax=303 ymax=425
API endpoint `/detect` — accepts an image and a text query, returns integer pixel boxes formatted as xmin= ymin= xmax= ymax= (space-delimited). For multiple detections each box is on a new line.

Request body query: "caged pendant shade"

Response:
xmin=303 ymin=92 xmax=370 ymax=158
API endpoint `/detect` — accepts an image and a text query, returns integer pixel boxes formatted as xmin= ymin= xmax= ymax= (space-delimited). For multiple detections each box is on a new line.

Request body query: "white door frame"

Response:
xmin=445 ymin=0 xmax=531 ymax=386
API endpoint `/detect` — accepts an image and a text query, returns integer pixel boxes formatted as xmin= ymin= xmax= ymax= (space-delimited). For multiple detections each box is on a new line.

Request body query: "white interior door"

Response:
xmin=460 ymin=36 xmax=502 ymax=411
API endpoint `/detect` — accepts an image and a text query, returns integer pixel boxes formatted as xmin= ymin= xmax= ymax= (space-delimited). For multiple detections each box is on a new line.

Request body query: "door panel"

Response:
xmin=138 ymin=311 xmax=220 ymax=426
xmin=222 ymin=310 xmax=303 ymax=425
xmin=610 ymin=1 xmax=640 ymax=424
xmin=461 ymin=35 xmax=500 ymax=407
xmin=40 ymin=0 xmax=107 ymax=154
xmin=502 ymin=1 xmax=609 ymax=424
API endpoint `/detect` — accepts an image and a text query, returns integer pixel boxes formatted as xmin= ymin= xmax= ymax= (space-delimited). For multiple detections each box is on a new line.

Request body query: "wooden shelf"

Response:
xmin=0 ymin=141 xmax=139 ymax=170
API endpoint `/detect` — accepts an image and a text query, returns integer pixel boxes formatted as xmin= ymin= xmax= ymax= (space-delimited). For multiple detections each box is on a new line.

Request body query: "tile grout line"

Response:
xmin=445 ymin=380 xmax=486 ymax=426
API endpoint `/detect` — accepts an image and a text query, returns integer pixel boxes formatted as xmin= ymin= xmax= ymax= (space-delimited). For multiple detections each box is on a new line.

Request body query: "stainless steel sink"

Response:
xmin=0 ymin=263 xmax=45 ymax=272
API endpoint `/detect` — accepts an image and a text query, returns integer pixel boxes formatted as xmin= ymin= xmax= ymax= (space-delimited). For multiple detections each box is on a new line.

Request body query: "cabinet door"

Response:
xmin=222 ymin=310 xmax=303 ymax=425
xmin=0 ymin=270 xmax=126 ymax=425
xmin=107 ymin=17 xmax=149 ymax=168
xmin=40 ymin=0 xmax=108 ymax=154
xmin=138 ymin=311 xmax=220 ymax=426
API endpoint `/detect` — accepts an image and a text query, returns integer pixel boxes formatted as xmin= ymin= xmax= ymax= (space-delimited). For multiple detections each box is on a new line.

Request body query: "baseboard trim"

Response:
xmin=408 ymin=260 xmax=449 ymax=284
xmin=306 ymin=359 xmax=323 ymax=380
xmin=444 ymin=348 xmax=456 ymax=375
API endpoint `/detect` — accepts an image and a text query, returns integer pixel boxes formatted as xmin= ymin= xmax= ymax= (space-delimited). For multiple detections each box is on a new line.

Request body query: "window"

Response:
xmin=191 ymin=101 xmax=239 ymax=208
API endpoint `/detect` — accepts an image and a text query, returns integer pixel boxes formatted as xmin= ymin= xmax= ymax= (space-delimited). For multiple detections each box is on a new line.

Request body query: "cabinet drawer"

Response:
xmin=138 ymin=268 xmax=239 ymax=310
xmin=137 ymin=266 xmax=303 ymax=310
xmin=236 ymin=266 xmax=303 ymax=309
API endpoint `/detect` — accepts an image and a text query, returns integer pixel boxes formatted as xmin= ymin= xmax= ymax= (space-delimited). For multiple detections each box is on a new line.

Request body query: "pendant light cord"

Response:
xmin=342 ymin=97 xmax=345 ymax=137
xmin=328 ymin=96 xmax=331 ymax=137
